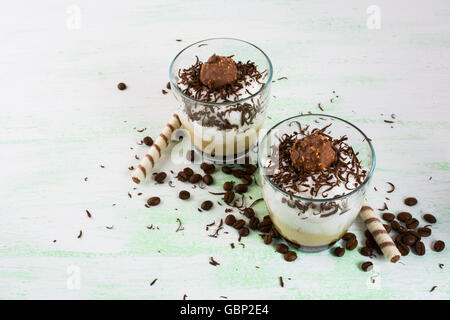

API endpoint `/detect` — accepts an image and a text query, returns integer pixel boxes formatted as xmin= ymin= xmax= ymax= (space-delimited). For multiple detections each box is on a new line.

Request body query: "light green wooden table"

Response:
xmin=1 ymin=0 xmax=449 ymax=299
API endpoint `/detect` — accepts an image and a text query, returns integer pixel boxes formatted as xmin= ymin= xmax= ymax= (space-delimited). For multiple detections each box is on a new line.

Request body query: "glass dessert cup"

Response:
xmin=258 ymin=114 xmax=376 ymax=252
xmin=169 ymin=38 xmax=273 ymax=163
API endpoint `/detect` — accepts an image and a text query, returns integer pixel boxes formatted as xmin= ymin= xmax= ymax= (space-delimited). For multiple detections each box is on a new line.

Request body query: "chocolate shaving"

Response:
xmin=85 ymin=210 xmax=92 ymax=218
xmin=279 ymin=276 xmax=284 ymax=287
xmin=378 ymin=202 xmax=389 ymax=211
xmin=176 ymin=218 xmax=184 ymax=232
xmin=386 ymin=182 xmax=395 ymax=193
xmin=249 ymin=198 xmax=263 ymax=207
xmin=209 ymin=257 xmax=220 ymax=266
xmin=150 ymin=278 xmax=158 ymax=286
xmin=77 ymin=230 xmax=82 ymax=238
xmin=168 ymin=181 xmax=175 ymax=188
xmin=106 ymin=225 xmax=114 ymax=229
xmin=430 ymin=286 xmax=437 ymax=292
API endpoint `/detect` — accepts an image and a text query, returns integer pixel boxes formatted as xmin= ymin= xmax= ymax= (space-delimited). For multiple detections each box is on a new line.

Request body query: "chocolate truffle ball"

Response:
xmin=199 ymin=54 xmax=238 ymax=89
xmin=290 ymin=133 xmax=335 ymax=172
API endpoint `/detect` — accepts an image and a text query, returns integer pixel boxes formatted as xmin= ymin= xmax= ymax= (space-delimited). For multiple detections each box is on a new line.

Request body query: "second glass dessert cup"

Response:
xmin=169 ymin=38 xmax=273 ymax=163
xmin=258 ymin=114 xmax=376 ymax=252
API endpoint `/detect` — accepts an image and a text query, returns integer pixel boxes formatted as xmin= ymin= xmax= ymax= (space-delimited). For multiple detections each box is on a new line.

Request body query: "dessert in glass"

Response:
xmin=258 ymin=114 xmax=376 ymax=252
xmin=169 ymin=38 xmax=273 ymax=163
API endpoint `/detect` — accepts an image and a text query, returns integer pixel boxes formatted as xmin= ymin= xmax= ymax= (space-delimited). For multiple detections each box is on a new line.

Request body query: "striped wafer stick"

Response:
xmin=359 ymin=201 xmax=401 ymax=263
xmin=131 ymin=114 xmax=181 ymax=184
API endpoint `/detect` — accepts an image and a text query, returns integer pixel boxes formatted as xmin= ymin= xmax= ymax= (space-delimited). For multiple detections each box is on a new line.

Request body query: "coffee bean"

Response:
xmin=364 ymin=230 xmax=372 ymax=239
xmin=405 ymin=218 xmax=419 ymax=229
xmin=383 ymin=224 xmax=392 ymax=233
xmin=397 ymin=212 xmax=412 ymax=222
xmin=223 ymin=181 xmax=234 ymax=191
xmin=239 ymin=227 xmax=250 ymax=237
xmin=232 ymin=169 xmax=245 ymax=178
xmin=360 ymin=247 xmax=372 ymax=257
xmin=201 ymin=200 xmax=213 ymax=211
xmin=258 ymin=221 xmax=272 ymax=233
xmin=244 ymin=164 xmax=257 ymax=175
xmin=346 ymin=238 xmax=358 ymax=250
xmin=223 ymin=191 xmax=235 ymax=204
xmin=225 ymin=214 xmax=236 ymax=226
xmin=276 ymin=244 xmax=289 ymax=254
xmin=396 ymin=242 xmax=410 ymax=256
xmin=334 ymin=247 xmax=345 ymax=257
xmin=269 ymin=227 xmax=280 ymax=239
xmin=263 ymin=234 xmax=272 ymax=245
xmin=186 ymin=150 xmax=195 ymax=162
xmin=342 ymin=232 xmax=356 ymax=241
xmin=263 ymin=215 xmax=272 ymax=222
xmin=361 ymin=261 xmax=373 ymax=272
xmin=203 ymin=174 xmax=214 ymax=185
xmin=117 ymin=82 xmax=127 ymax=90
xmin=402 ymin=234 xmax=416 ymax=246
xmin=243 ymin=208 xmax=255 ymax=218
xmin=414 ymin=241 xmax=425 ymax=255
xmin=222 ymin=166 xmax=232 ymax=174
xmin=201 ymin=163 xmax=215 ymax=174
xmin=404 ymin=197 xmax=418 ymax=206
xmin=143 ymin=136 xmax=153 ymax=146
xmin=399 ymin=226 xmax=409 ymax=233
xmin=284 ymin=251 xmax=297 ymax=262
xmin=232 ymin=219 xmax=245 ymax=230
xmin=189 ymin=173 xmax=202 ymax=184
xmin=241 ymin=175 xmax=253 ymax=185
xmin=418 ymin=227 xmax=431 ymax=237
xmin=382 ymin=213 xmax=395 ymax=222
xmin=154 ymin=172 xmax=167 ymax=183
xmin=176 ymin=171 xmax=188 ymax=182
xmin=408 ymin=230 xmax=421 ymax=241
xmin=147 ymin=197 xmax=160 ymax=206
xmin=423 ymin=214 xmax=436 ymax=224
xmin=183 ymin=167 xmax=194 ymax=176
xmin=366 ymin=237 xmax=376 ymax=249
xmin=235 ymin=184 xmax=248 ymax=194
xmin=179 ymin=190 xmax=190 ymax=200
xmin=391 ymin=220 xmax=401 ymax=231
xmin=249 ymin=216 xmax=259 ymax=230
xmin=433 ymin=240 xmax=445 ymax=252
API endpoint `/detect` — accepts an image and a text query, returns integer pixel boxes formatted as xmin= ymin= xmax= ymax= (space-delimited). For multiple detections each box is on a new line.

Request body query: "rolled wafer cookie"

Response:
xmin=359 ymin=201 xmax=401 ymax=263
xmin=131 ymin=114 xmax=181 ymax=184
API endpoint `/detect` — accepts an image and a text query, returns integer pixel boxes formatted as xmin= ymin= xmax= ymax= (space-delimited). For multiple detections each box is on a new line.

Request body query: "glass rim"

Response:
xmin=168 ymin=37 xmax=273 ymax=106
xmin=257 ymin=113 xmax=376 ymax=203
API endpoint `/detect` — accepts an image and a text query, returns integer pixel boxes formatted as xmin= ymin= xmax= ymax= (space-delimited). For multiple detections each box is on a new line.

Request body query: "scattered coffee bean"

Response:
xmin=402 ymin=234 xmax=416 ymax=246
xmin=244 ymin=164 xmax=257 ymax=175
xmin=222 ymin=166 xmax=232 ymax=174
xmin=423 ymin=214 xmax=436 ymax=224
xmin=334 ymin=247 xmax=345 ymax=257
xmin=342 ymin=232 xmax=356 ymax=241
xmin=397 ymin=212 xmax=412 ymax=222
xmin=361 ymin=261 xmax=373 ymax=272
xmin=235 ymin=184 xmax=248 ymax=194
xmin=232 ymin=169 xmax=245 ymax=178
xmin=232 ymin=219 xmax=245 ymax=230
xmin=366 ymin=237 xmax=376 ymax=249
xmin=203 ymin=174 xmax=214 ymax=185
xmin=225 ymin=214 xmax=236 ymax=226
xmin=201 ymin=200 xmax=213 ymax=211
xmin=249 ymin=216 xmax=259 ymax=230
xmin=346 ymin=238 xmax=358 ymax=250
xmin=179 ymin=190 xmax=190 ymax=200
xmin=418 ymin=227 xmax=431 ymax=237
xmin=239 ymin=227 xmax=250 ymax=237
xmin=408 ymin=230 xmax=421 ymax=241
xmin=201 ymin=163 xmax=215 ymax=174
xmin=243 ymin=208 xmax=255 ymax=218
xmin=396 ymin=242 xmax=410 ymax=256
xmin=176 ymin=171 xmax=188 ymax=182
xmin=223 ymin=191 xmax=235 ymax=204
xmin=183 ymin=167 xmax=194 ymax=176
xmin=382 ymin=213 xmax=395 ymax=222
xmin=154 ymin=172 xmax=167 ymax=183
xmin=391 ymin=220 xmax=401 ymax=231
xmin=263 ymin=234 xmax=273 ymax=245
xmin=117 ymin=82 xmax=127 ymax=90
xmin=186 ymin=150 xmax=195 ymax=162
xmin=223 ymin=181 xmax=234 ymax=191
xmin=269 ymin=227 xmax=280 ymax=239
xmin=147 ymin=197 xmax=160 ymax=206
xmin=433 ymin=240 xmax=445 ymax=252
xmin=360 ymin=247 xmax=372 ymax=257
xmin=414 ymin=241 xmax=426 ymax=255
xmin=284 ymin=251 xmax=297 ymax=262
xmin=405 ymin=218 xmax=419 ymax=229
xmin=241 ymin=175 xmax=253 ymax=185
xmin=143 ymin=136 xmax=153 ymax=146
xmin=404 ymin=197 xmax=418 ymax=206
xmin=383 ymin=224 xmax=392 ymax=233
xmin=189 ymin=173 xmax=202 ymax=184
xmin=276 ymin=244 xmax=289 ymax=254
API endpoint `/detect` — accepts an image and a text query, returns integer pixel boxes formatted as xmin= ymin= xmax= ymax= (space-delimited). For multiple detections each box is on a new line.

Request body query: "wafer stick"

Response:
xmin=131 ymin=114 xmax=181 ymax=184
xmin=359 ymin=201 xmax=401 ymax=263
